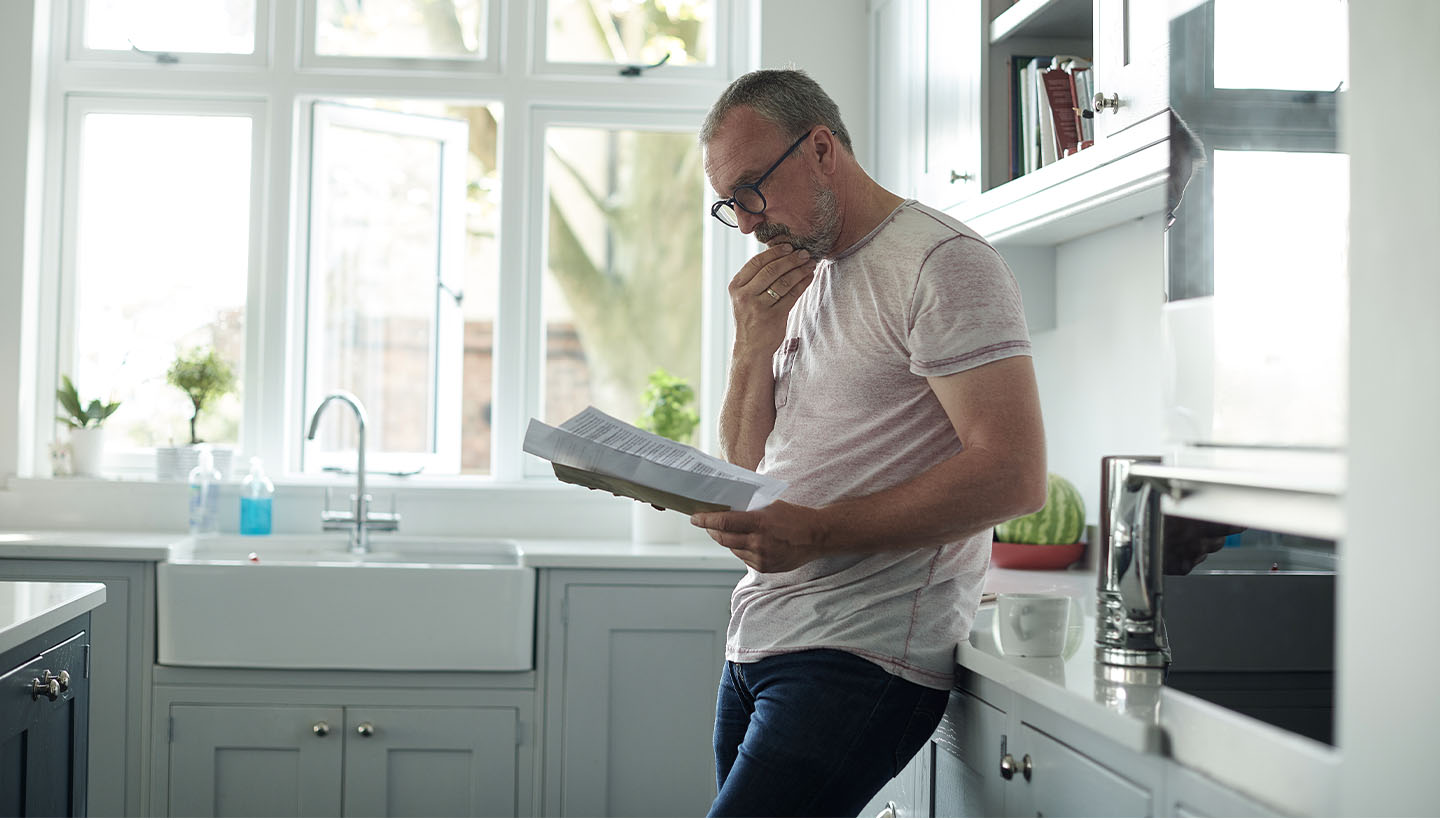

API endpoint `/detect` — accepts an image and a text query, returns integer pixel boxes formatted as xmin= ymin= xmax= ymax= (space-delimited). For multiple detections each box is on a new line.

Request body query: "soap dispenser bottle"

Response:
xmin=239 ymin=457 xmax=274 ymax=536
xmin=187 ymin=447 xmax=222 ymax=535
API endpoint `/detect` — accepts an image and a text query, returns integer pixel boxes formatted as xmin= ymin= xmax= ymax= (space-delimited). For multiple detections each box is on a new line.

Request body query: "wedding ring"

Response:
xmin=765 ymin=287 xmax=780 ymax=302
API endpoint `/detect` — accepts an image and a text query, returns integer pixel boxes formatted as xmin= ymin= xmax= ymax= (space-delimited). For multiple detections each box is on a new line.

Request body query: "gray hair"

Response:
xmin=699 ymin=68 xmax=854 ymax=154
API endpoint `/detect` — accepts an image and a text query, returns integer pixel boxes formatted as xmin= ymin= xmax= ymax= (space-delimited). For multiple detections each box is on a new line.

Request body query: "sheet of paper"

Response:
xmin=523 ymin=406 xmax=787 ymax=512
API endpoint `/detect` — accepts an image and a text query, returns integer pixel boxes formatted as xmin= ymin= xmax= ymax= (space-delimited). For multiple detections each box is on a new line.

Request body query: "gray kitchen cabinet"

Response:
xmin=168 ymin=704 xmax=343 ymax=817
xmin=0 ymin=558 xmax=155 ymax=816
xmin=1164 ymin=763 xmax=1281 ymax=818
xmin=933 ymin=687 xmax=1009 ymax=817
xmin=1007 ymin=722 xmax=1152 ymax=817
xmin=932 ymin=678 xmax=1162 ymax=817
xmin=0 ymin=615 xmax=91 ymax=817
xmin=154 ymin=678 xmax=534 ymax=817
xmin=541 ymin=569 xmax=741 ymax=818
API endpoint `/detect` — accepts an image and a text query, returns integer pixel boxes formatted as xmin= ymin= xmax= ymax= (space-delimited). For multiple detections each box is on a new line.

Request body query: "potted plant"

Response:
xmin=631 ymin=369 xmax=700 ymax=544
xmin=156 ymin=346 xmax=237 ymax=481
xmin=55 ymin=375 xmax=119 ymax=477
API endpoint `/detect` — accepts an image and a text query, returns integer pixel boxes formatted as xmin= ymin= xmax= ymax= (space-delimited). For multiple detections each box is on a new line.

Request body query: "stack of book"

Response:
xmin=1009 ymin=54 xmax=1095 ymax=180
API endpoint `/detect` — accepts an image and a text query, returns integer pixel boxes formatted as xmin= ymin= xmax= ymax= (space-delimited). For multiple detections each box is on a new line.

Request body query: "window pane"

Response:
xmin=307 ymin=101 xmax=500 ymax=474
xmin=72 ymin=113 xmax=251 ymax=450
xmin=546 ymin=0 xmax=714 ymax=66
xmin=316 ymin=0 xmax=488 ymax=59
xmin=542 ymin=126 xmax=704 ymax=435
xmin=1214 ymin=0 xmax=1347 ymax=91
xmin=84 ymin=0 xmax=256 ymax=54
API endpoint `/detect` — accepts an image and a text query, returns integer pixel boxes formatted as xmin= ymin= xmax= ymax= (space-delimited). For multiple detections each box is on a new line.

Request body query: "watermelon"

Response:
xmin=995 ymin=473 xmax=1086 ymax=545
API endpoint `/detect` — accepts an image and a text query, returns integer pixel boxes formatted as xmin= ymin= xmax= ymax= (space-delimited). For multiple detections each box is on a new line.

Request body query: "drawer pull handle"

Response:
xmin=29 ymin=669 xmax=68 ymax=702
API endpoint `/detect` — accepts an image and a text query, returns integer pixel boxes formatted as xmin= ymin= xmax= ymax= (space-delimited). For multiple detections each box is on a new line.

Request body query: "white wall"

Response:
xmin=1338 ymin=2 xmax=1440 ymax=813
xmin=759 ymin=0 xmax=871 ymax=171
xmin=1023 ymin=213 xmax=1168 ymax=526
xmin=0 ymin=0 xmax=47 ymax=482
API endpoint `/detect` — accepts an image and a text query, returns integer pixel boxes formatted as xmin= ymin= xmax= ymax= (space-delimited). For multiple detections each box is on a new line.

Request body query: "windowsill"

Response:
xmin=0 ymin=474 xmax=636 ymax=539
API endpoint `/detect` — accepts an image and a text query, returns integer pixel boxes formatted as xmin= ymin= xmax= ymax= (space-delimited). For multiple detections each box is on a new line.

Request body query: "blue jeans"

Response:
xmin=709 ymin=648 xmax=949 ymax=817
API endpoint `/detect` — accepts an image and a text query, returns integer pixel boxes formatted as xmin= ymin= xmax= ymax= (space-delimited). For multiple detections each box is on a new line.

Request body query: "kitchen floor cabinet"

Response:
xmin=0 ymin=558 xmax=155 ymax=816
xmin=541 ymin=569 xmax=741 ymax=818
xmin=166 ymin=703 xmax=518 ymax=817
xmin=151 ymin=676 xmax=535 ymax=817
xmin=929 ymin=679 xmax=1161 ymax=817
xmin=0 ymin=616 xmax=91 ymax=817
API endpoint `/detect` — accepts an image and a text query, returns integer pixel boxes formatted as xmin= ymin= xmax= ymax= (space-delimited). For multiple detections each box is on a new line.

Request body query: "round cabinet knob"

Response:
xmin=312 ymin=721 xmax=330 ymax=737
xmin=999 ymin=753 xmax=1018 ymax=780
xmin=30 ymin=676 xmax=60 ymax=702
xmin=949 ymin=170 xmax=974 ymax=184
xmin=356 ymin=722 xmax=375 ymax=737
xmin=1094 ymin=92 xmax=1121 ymax=112
xmin=1022 ymin=753 xmax=1034 ymax=781
xmin=55 ymin=670 xmax=70 ymax=692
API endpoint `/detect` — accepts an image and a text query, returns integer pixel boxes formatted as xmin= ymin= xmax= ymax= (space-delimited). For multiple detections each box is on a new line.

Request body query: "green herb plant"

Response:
xmin=55 ymin=375 xmax=120 ymax=429
xmin=636 ymin=369 xmax=699 ymax=444
xmin=166 ymin=346 xmax=236 ymax=445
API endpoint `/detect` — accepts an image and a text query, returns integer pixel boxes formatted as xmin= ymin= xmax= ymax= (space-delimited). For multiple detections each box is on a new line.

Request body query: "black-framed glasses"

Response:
xmin=710 ymin=129 xmax=812 ymax=228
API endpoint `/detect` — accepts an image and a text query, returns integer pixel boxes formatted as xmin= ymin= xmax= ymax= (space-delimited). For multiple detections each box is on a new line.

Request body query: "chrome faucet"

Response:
xmin=306 ymin=391 xmax=399 ymax=554
xmin=1096 ymin=455 xmax=1168 ymax=667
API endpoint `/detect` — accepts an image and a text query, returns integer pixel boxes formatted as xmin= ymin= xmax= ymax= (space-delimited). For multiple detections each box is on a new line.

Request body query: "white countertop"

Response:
xmin=966 ymin=567 xmax=1340 ymax=816
xmin=0 ymin=580 xmax=106 ymax=656
xmin=0 ymin=529 xmax=747 ymax=571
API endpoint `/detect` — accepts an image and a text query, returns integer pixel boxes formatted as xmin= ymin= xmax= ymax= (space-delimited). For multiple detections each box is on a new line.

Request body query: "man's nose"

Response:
xmin=736 ymin=209 xmax=764 ymax=234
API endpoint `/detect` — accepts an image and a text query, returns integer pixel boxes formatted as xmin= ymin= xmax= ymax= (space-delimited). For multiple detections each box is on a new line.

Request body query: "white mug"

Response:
xmin=996 ymin=593 xmax=1072 ymax=657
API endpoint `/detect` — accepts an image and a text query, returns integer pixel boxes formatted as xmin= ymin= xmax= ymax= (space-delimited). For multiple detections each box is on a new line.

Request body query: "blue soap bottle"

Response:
xmin=239 ymin=457 xmax=274 ymax=536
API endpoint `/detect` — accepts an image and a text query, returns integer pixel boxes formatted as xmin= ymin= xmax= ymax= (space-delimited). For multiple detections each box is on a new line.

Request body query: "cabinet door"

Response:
xmin=919 ymin=0 xmax=983 ymax=209
xmin=1008 ymin=723 xmax=1152 ymax=817
xmin=1165 ymin=763 xmax=1280 ymax=818
xmin=342 ymin=706 xmax=517 ymax=818
xmin=0 ymin=628 xmax=90 ymax=818
xmin=169 ymin=705 xmax=343 ymax=817
xmin=932 ymin=689 xmax=1008 ymax=817
xmin=871 ymin=0 xmax=924 ymax=196
xmin=556 ymin=583 xmax=731 ymax=817
xmin=1092 ymin=0 xmax=1170 ymax=138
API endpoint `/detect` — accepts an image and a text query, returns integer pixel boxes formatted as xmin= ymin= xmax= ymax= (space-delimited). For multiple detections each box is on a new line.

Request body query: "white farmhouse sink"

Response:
xmin=158 ymin=534 xmax=535 ymax=671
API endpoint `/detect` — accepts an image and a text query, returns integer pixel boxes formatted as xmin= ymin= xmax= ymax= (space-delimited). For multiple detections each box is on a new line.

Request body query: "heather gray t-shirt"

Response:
xmin=727 ymin=200 xmax=1032 ymax=690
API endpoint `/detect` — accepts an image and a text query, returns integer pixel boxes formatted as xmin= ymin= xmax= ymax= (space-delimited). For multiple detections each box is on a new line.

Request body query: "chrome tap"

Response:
xmin=306 ymin=391 xmax=399 ymax=553
xmin=1096 ymin=455 xmax=1168 ymax=667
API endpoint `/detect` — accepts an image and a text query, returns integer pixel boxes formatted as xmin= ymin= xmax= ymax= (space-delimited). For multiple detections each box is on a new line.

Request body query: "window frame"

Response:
xmin=30 ymin=0 xmax=755 ymax=484
xmin=52 ymin=94 xmax=270 ymax=477
xmin=299 ymin=0 xmax=504 ymax=75
xmin=66 ymin=0 xmax=271 ymax=68
xmin=530 ymin=0 xmax=732 ymax=82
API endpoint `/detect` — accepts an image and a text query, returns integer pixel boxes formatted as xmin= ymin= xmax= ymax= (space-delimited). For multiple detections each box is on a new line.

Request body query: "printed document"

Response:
xmin=523 ymin=406 xmax=787 ymax=514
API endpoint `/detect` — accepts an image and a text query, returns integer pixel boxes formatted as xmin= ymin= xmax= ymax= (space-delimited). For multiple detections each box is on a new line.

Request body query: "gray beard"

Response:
xmin=756 ymin=186 xmax=841 ymax=258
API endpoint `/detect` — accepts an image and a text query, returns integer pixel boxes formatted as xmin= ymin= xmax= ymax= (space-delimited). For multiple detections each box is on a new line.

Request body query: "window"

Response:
xmin=38 ymin=0 xmax=748 ymax=482
xmin=64 ymin=101 xmax=260 ymax=463
xmin=540 ymin=121 xmax=706 ymax=430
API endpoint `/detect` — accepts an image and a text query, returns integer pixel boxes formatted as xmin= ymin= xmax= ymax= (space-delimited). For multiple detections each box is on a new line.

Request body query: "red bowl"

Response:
xmin=990 ymin=540 xmax=1085 ymax=570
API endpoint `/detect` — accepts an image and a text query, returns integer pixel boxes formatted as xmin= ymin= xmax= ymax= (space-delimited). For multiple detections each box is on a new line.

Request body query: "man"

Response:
xmin=690 ymin=68 xmax=1048 ymax=817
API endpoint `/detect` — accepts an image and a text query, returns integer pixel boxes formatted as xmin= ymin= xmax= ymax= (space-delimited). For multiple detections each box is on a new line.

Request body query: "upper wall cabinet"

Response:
xmin=872 ymin=0 xmax=1172 ymax=245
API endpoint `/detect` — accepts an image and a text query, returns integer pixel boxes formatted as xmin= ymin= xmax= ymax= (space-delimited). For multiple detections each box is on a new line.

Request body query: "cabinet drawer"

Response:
xmin=1016 ymin=723 xmax=1152 ymax=817
xmin=0 ymin=631 xmax=88 ymax=736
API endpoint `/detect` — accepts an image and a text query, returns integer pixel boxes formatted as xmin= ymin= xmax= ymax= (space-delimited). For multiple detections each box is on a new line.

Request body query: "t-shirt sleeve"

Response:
xmin=907 ymin=235 xmax=1032 ymax=377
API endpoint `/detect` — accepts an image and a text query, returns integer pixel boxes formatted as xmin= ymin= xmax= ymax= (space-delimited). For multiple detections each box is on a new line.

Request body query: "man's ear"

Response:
xmin=813 ymin=127 xmax=839 ymax=174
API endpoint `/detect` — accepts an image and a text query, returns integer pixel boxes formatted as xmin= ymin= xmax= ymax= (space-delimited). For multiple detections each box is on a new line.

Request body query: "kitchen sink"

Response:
xmin=1163 ymin=544 xmax=1337 ymax=744
xmin=158 ymin=534 xmax=535 ymax=671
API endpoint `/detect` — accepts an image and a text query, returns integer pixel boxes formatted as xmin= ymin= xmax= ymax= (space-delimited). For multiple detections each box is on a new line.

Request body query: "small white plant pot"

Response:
xmin=156 ymin=445 xmax=235 ymax=481
xmin=69 ymin=427 xmax=106 ymax=477
xmin=631 ymin=503 xmax=687 ymax=545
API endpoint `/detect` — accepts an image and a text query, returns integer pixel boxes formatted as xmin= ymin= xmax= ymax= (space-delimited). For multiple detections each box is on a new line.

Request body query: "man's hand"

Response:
xmin=690 ymin=500 xmax=829 ymax=573
xmin=729 ymin=243 xmax=816 ymax=357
